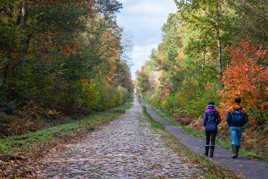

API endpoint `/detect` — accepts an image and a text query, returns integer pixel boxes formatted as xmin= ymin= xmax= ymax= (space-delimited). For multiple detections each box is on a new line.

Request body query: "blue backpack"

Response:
xmin=231 ymin=109 xmax=244 ymax=126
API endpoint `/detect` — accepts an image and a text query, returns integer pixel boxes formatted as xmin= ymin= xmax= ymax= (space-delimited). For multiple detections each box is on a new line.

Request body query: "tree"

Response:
xmin=219 ymin=39 xmax=268 ymax=123
xmin=175 ymin=0 xmax=237 ymax=74
xmin=0 ymin=0 xmax=132 ymax=136
xmin=228 ymin=0 xmax=268 ymax=47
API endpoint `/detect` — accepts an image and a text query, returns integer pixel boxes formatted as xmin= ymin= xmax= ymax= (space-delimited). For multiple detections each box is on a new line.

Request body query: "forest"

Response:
xmin=0 ymin=0 xmax=268 ymax=178
xmin=0 ymin=0 xmax=133 ymax=137
xmin=135 ymin=0 xmax=268 ymax=159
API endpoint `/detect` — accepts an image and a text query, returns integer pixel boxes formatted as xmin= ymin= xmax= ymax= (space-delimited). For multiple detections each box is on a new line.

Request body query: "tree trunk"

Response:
xmin=19 ymin=1 xmax=33 ymax=83
xmin=202 ymin=49 xmax=206 ymax=71
xmin=216 ymin=28 xmax=222 ymax=75
xmin=20 ymin=1 xmax=27 ymax=79
xmin=216 ymin=1 xmax=222 ymax=75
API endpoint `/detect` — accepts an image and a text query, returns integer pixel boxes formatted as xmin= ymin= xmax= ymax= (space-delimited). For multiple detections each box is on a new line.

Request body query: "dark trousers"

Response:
xmin=205 ymin=131 xmax=217 ymax=147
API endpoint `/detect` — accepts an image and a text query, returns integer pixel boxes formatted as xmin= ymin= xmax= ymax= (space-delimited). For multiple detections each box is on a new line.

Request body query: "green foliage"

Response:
xmin=118 ymin=86 xmax=129 ymax=104
xmin=136 ymin=0 xmax=268 ymax=162
xmin=150 ymin=91 xmax=161 ymax=108
xmin=228 ymin=0 xmax=268 ymax=47
xmin=160 ymin=94 xmax=179 ymax=113
xmin=135 ymin=70 xmax=151 ymax=95
xmin=79 ymin=81 xmax=100 ymax=111
xmin=136 ymin=0 xmax=267 ymax=120
xmin=0 ymin=0 xmax=133 ymax=137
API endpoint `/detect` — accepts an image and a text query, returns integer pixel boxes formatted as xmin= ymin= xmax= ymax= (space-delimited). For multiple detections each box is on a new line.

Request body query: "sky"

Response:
xmin=117 ymin=0 xmax=177 ymax=79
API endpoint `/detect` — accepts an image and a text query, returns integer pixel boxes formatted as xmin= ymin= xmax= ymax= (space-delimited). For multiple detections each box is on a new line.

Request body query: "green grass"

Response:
xmin=109 ymin=98 xmax=133 ymax=112
xmin=0 ymin=98 xmax=133 ymax=155
xmin=0 ymin=112 xmax=114 ymax=154
xmin=142 ymin=106 xmax=164 ymax=131
xmin=152 ymin=107 xmax=260 ymax=160
xmin=153 ymin=108 xmax=179 ymax=126
xmin=142 ymin=106 xmax=240 ymax=179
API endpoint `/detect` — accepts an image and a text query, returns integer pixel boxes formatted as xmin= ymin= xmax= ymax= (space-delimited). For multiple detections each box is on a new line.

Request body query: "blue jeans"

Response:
xmin=230 ymin=127 xmax=243 ymax=146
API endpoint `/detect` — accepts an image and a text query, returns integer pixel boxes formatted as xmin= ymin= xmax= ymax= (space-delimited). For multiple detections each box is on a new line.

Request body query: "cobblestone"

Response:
xmin=37 ymin=98 xmax=200 ymax=178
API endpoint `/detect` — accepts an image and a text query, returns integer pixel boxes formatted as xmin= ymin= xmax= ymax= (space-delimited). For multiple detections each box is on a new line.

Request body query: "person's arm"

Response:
xmin=243 ymin=112 xmax=248 ymax=125
xmin=203 ymin=112 xmax=207 ymax=126
xmin=226 ymin=111 xmax=232 ymax=126
xmin=217 ymin=111 xmax=221 ymax=125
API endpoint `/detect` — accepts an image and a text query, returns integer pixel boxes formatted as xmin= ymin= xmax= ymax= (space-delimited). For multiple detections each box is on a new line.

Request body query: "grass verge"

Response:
xmin=0 ymin=97 xmax=133 ymax=178
xmin=0 ymin=98 xmax=133 ymax=156
xmin=152 ymin=107 xmax=260 ymax=160
xmin=142 ymin=106 xmax=241 ymax=179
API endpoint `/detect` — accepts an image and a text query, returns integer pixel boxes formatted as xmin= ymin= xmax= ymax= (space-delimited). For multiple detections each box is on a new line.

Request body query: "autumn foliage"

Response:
xmin=219 ymin=39 xmax=268 ymax=124
xmin=0 ymin=0 xmax=132 ymax=137
xmin=135 ymin=0 xmax=268 ymax=159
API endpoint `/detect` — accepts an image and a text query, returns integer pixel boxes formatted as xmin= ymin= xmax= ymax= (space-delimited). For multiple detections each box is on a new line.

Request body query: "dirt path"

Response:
xmin=145 ymin=104 xmax=268 ymax=179
xmin=36 ymin=97 xmax=201 ymax=178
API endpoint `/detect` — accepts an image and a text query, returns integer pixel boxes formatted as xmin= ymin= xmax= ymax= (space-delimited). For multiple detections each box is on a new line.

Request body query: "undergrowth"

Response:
xmin=0 ymin=97 xmax=133 ymax=156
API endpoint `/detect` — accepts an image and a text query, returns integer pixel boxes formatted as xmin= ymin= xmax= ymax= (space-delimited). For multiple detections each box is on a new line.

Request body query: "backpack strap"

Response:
xmin=232 ymin=108 xmax=242 ymax=115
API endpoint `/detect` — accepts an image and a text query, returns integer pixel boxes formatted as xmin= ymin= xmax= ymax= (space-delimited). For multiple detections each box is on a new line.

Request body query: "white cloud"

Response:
xmin=118 ymin=15 xmax=168 ymax=31
xmin=130 ymin=43 xmax=158 ymax=77
xmin=117 ymin=0 xmax=177 ymax=79
xmin=118 ymin=0 xmax=176 ymax=30
xmin=126 ymin=1 xmax=176 ymax=15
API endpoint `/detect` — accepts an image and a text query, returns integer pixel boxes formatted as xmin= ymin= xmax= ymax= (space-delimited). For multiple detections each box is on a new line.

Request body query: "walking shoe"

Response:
xmin=232 ymin=145 xmax=238 ymax=159
xmin=209 ymin=146 xmax=215 ymax=158
xmin=236 ymin=146 xmax=240 ymax=158
xmin=205 ymin=146 xmax=209 ymax=156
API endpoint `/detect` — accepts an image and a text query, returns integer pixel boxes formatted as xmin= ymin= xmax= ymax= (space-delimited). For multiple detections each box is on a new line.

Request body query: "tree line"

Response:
xmin=135 ymin=0 xmax=267 ymax=154
xmin=0 ymin=0 xmax=133 ymax=136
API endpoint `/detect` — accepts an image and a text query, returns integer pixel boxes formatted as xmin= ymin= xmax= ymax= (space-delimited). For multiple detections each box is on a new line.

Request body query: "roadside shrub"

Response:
xmin=160 ymin=94 xmax=178 ymax=113
xmin=150 ymin=90 xmax=161 ymax=107
xmin=98 ymin=80 xmax=116 ymax=109
xmin=78 ymin=80 xmax=101 ymax=112
xmin=219 ymin=39 xmax=268 ymax=125
xmin=118 ymin=86 xmax=129 ymax=104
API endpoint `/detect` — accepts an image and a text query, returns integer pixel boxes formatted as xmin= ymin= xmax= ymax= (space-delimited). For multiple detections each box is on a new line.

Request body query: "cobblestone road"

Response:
xmin=37 ymin=97 xmax=200 ymax=178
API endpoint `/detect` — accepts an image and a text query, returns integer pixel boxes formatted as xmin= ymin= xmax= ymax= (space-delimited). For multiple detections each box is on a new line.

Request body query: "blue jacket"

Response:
xmin=203 ymin=105 xmax=221 ymax=132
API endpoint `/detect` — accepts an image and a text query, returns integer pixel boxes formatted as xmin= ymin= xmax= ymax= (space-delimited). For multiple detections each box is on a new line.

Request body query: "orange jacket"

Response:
xmin=228 ymin=103 xmax=246 ymax=113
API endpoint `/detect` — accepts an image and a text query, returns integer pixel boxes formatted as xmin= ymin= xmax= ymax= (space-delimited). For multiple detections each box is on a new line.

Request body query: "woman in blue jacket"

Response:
xmin=203 ymin=101 xmax=221 ymax=157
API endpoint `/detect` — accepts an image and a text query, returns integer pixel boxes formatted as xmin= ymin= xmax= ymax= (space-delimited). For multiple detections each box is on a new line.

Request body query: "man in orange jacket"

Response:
xmin=226 ymin=97 xmax=248 ymax=159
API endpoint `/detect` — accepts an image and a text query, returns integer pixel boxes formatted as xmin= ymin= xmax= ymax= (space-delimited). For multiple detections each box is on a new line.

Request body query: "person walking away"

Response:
xmin=203 ymin=101 xmax=221 ymax=157
xmin=226 ymin=97 xmax=248 ymax=159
